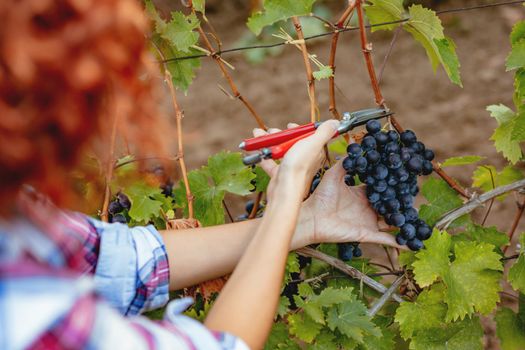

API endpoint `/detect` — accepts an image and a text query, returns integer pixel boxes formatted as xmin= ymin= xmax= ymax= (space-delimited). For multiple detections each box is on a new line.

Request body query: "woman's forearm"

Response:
xmin=204 ymin=177 xmax=305 ymax=350
xmin=160 ymin=207 xmax=313 ymax=291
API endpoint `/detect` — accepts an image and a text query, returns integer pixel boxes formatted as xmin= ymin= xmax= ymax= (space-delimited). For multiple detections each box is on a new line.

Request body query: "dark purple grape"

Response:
xmin=362 ymin=136 xmax=377 ymax=150
xmin=384 ymin=142 xmax=400 ymax=154
xmin=387 ymin=175 xmax=398 ymax=186
xmin=373 ymin=180 xmax=388 ymax=193
xmin=382 ymin=187 xmax=396 ymax=201
xmin=410 ymin=184 xmax=419 ymax=196
xmin=390 ymin=213 xmax=406 ymax=227
xmin=400 ymin=223 xmax=416 ymax=240
xmin=407 ymin=238 xmax=424 ymax=251
xmin=374 ymin=132 xmax=389 ymax=146
xmin=366 ymin=150 xmax=381 ymax=164
xmin=366 ymin=119 xmax=382 ymax=134
xmin=407 ymin=157 xmax=423 ymax=173
xmin=422 ymin=160 xmax=433 ymax=175
xmin=347 ymin=143 xmax=362 ymax=157
xmin=343 ymin=157 xmax=355 ymax=172
xmin=417 ymin=225 xmax=432 ymax=240
xmin=374 ymin=165 xmax=389 ymax=180
xmin=355 ymin=156 xmax=368 ymax=173
xmin=344 ymin=174 xmax=355 ymax=186
xmin=160 ymin=183 xmax=173 ymax=197
xmin=400 ymin=148 xmax=412 ymax=162
xmin=378 ymin=204 xmax=388 ymax=216
xmin=358 ymin=172 xmax=368 ymax=183
xmin=310 ymin=177 xmax=321 ymax=193
xmin=423 ymin=149 xmax=435 ymax=161
xmin=400 ymin=130 xmax=417 ymax=145
xmin=397 ymin=183 xmax=410 ymax=195
xmin=385 ymin=199 xmax=401 ymax=213
xmin=396 ymin=235 xmax=408 ymax=245
xmin=396 ymin=168 xmax=410 ymax=182
xmin=245 ymin=200 xmax=255 ymax=214
xmin=404 ymin=208 xmax=419 ymax=222
xmin=353 ymin=246 xmax=362 ymax=257
xmin=338 ymin=243 xmax=354 ymax=261
xmin=365 ymin=176 xmax=375 ymax=186
xmin=412 ymin=141 xmax=425 ymax=154
xmin=108 ymin=201 xmax=123 ymax=215
xmin=367 ymin=191 xmax=381 ymax=203
xmin=117 ymin=193 xmax=131 ymax=210
xmin=399 ymin=194 xmax=414 ymax=209
xmin=111 ymin=213 xmax=127 ymax=224
xmin=388 ymin=153 xmax=402 ymax=169
xmin=387 ymin=130 xmax=400 ymax=142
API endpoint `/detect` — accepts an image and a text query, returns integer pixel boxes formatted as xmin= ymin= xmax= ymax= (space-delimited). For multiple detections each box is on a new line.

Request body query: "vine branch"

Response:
xmin=504 ymin=196 xmax=525 ymax=253
xmin=328 ymin=0 xmax=357 ymax=120
xmin=292 ymin=16 xmax=318 ymax=123
xmin=435 ymin=179 xmax=525 ymax=230
xmin=368 ymin=275 xmax=405 ymax=316
xmin=297 ymin=247 xmax=404 ymax=303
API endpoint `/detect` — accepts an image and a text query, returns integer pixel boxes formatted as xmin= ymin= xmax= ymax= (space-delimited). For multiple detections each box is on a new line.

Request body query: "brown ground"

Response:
xmin=168 ymin=1 xmax=523 ymax=348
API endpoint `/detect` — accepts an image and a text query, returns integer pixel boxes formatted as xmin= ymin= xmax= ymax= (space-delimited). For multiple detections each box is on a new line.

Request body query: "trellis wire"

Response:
xmin=161 ymin=0 xmax=525 ymax=63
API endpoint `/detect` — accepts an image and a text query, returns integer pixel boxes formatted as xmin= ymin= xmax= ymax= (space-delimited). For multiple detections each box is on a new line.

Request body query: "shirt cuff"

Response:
xmin=88 ymin=219 xmax=170 ymax=315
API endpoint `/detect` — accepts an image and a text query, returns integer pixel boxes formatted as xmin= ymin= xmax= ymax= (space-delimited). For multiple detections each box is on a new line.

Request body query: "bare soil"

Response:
xmin=167 ymin=1 xmax=524 ymax=348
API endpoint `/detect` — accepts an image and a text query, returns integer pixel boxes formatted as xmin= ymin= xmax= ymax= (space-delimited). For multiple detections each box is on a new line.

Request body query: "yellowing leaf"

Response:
xmin=412 ymin=230 xmax=452 ymax=287
xmin=288 ymin=313 xmax=322 ymax=343
xmin=441 ymin=155 xmax=484 ymax=167
xmin=487 ymin=104 xmax=523 ymax=164
xmin=472 ymin=165 xmax=523 ymax=200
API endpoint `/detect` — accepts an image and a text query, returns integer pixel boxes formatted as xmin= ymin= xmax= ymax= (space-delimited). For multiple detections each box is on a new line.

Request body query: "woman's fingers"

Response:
xmin=253 ymin=128 xmax=278 ymax=176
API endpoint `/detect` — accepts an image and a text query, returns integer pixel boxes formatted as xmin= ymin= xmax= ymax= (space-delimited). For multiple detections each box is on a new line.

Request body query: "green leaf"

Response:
xmin=358 ymin=325 xmax=396 ymax=350
xmin=208 ymin=151 xmax=255 ymax=195
xmin=307 ymin=331 xmax=338 ymax=350
xmin=328 ymin=136 xmax=348 ymax=155
xmin=413 ymin=231 xmax=503 ymax=321
xmin=412 ymin=230 xmax=452 ymax=287
xmin=409 ymin=316 xmax=483 ymax=350
xmin=398 ymin=251 xmax=416 ymax=268
xmin=507 ymin=40 xmax=525 ymax=71
xmin=253 ymin=166 xmax=270 ymax=193
xmin=401 ymin=5 xmax=462 ymax=86
xmin=395 ymin=286 xmax=447 ymax=339
xmin=313 ymin=65 xmax=333 ymax=80
xmin=364 ymin=0 xmax=405 ymax=32
xmin=277 ymin=296 xmax=290 ymax=318
xmin=509 ymin=234 xmax=525 ymax=293
xmin=192 ymin=0 xmax=205 ymax=13
xmin=441 ymin=155 xmax=484 ymax=167
xmin=472 ymin=165 xmax=523 ymax=200
xmin=464 ymin=224 xmax=509 ymax=248
xmin=434 ymin=38 xmax=462 ymax=87
xmin=418 ymin=178 xmax=467 ymax=227
xmin=127 ymin=182 xmax=164 ymax=223
xmin=326 ymin=300 xmax=381 ymax=343
xmin=247 ymin=0 xmax=316 ymax=35
xmin=510 ymin=21 xmax=525 ymax=45
xmin=511 ymin=112 xmax=525 ymax=141
xmin=487 ymin=104 xmax=523 ymax=163
xmin=295 ymin=286 xmax=354 ymax=325
xmin=264 ymin=322 xmax=297 ymax=350
xmin=283 ymin=252 xmax=300 ymax=284
xmin=161 ymin=12 xmax=200 ymax=53
xmin=495 ymin=307 xmax=525 ymax=350
xmin=288 ymin=312 xmax=322 ymax=343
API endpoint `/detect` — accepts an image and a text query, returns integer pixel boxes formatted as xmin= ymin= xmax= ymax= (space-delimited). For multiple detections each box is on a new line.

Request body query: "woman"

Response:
xmin=0 ymin=0 xmax=400 ymax=349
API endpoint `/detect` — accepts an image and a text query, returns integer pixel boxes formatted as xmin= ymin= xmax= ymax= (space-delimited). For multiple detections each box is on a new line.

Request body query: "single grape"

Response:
xmin=355 ymin=156 xmax=368 ymax=173
xmin=396 ymin=235 xmax=408 ymax=246
xmin=410 ymin=184 xmax=419 ymax=196
xmin=399 ymin=194 xmax=414 ymax=209
xmin=373 ymin=180 xmax=388 ymax=193
xmin=160 ymin=183 xmax=173 ymax=197
xmin=412 ymin=141 xmax=425 ymax=154
xmin=362 ymin=136 xmax=377 ymax=150
xmin=344 ymin=174 xmax=355 ymax=186
xmin=416 ymin=225 xmax=432 ymax=240
xmin=245 ymin=200 xmax=255 ymax=214
xmin=111 ymin=213 xmax=127 ymax=224
xmin=407 ymin=238 xmax=424 ymax=251
xmin=384 ymin=142 xmax=400 ymax=154
xmin=338 ymin=243 xmax=354 ymax=261
xmin=374 ymin=164 xmax=389 ymax=180
xmin=366 ymin=150 xmax=381 ymax=164
xmin=400 ymin=223 xmax=416 ymax=240
xmin=385 ymin=199 xmax=401 ymax=213
xmin=397 ymin=183 xmax=410 ymax=195
xmin=365 ymin=176 xmax=376 ymax=186
xmin=378 ymin=204 xmax=388 ymax=216
xmin=366 ymin=119 xmax=382 ymax=134
xmin=388 ymin=153 xmax=402 ymax=169
xmin=367 ymin=191 xmax=381 ymax=203
xmin=400 ymin=130 xmax=417 ymax=145
xmin=358 ymin=172 xmax=368 ymax=183
xmin=390 ymin=213 xmax=406 ymax=227
xmin=108 ymin=201 xmax=123 ymax=215
xmin=400 ymin=148 xmax=412 ymax=162
xmin=343 ymin=157 xmax=355 ymax=172
xmin=310 ymin=177 xmax=321 ymax=193
xmin=117 ymin=193 xmax=131 ymax=210
xmin=347 ymin=143 xmax=362 ymax=157
xmin=387 ymin=174 xmax=398 ymax=186
xmin=422 ymin=160 xmax=433 ymax=175
xmin=423 ymin=149 xmax=435 ymax=161
xmin=374 ymin=132 xmax=389 ymax=146
xmin=387 ymin=130 xmax=400 ymax=142
xmin=396 ymin=168 xmax=410 ymax=182
xmin=404 ymin=207 xmax=419 ymax=222
xmin=353 ymin=246 xmax=363 ymax=258
xmin=407 ymin=157 xmax=423 ymax=173
xmin=382 ymin=187 xmax=397 ymax=201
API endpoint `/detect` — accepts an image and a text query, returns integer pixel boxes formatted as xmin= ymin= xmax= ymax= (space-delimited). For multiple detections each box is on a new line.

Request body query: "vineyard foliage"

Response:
xmin=100 ymin=0 xmax=525 ymax=349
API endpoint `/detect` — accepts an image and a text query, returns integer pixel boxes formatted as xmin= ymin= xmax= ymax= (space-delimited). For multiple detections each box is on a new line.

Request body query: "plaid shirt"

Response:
xmin=0 ymin=189 xmax=248 ymax=350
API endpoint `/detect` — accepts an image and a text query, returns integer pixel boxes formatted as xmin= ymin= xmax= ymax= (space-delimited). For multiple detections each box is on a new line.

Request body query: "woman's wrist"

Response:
xmin=291 ymin=202 xmax=316 ymax=249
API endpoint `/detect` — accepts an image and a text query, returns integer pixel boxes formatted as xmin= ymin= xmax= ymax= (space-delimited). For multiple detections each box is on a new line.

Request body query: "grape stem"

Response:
xmin=297 ymin=247 xmax=405 ymax=302
xmin=504 ymin=196 xmax=525 ymax=254
xmin=328 ymin=0 xmax=357 ymax=120
xmin=292 ymin=16 xmax=318 ymax=123
xmin=248 ymin=192 xmax=263 ymax=219
xmin=367 ymin=275 xmax=404 ymax=316
xmin=435 ymin=179 xmax=525 ymax=230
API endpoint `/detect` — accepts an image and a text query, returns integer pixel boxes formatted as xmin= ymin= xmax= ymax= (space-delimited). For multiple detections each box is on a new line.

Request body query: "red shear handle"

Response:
xmin=240 ymin=122 xmax=317 ymax=151
xmin=269 ymin=129 xmax=340 ymax=160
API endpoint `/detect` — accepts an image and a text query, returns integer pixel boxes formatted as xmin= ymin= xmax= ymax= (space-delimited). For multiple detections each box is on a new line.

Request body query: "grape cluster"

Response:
xmin=108 ymin=192 xmax=131 ymax=224
xmin=342 ymin=120 xmax=434 ymax=251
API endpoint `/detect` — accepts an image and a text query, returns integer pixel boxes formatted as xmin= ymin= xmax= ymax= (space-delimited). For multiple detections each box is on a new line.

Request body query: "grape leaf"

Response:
xmin=127 ymin=182 xmax=164 ymax=223
xmin=253 ymin=165 xmax=270 ymax=192
xmin=412 ymin=230 xmax=452 ymax=287
xmin=161 ymin=12 xmax=200 ymax=53
xmin=357 ymin=326 xmax=396 ymax=350
xmin=264 ymin=322 xmax=298 ymax=350
xmin=441 ymin=155 xmax=484 ymax=167
xmin=288 ymin=312 xmax=323 ymax=343
xmin=509 ymin=234 xmax=525 ymax=293
xmin=507 ymin=40 xmax=525 ymax=71
xmin=395 ymin=286 xmax=447 ymax=339
xmin=326 ymin=300 xmax=381 ymax=343
xmin=307 ymin=331 xmax=338 ymax=350
xmin=364 ymin=0 xmax=405 ymax=32
xmin=487 ymin=104 xmax=522 ymax=163
xmin=510 ymin=111 xmax=525 ymax=141
xmin=418 ymin=178 xmax=467 ymax=227
xmin=192 ymin=0 xmax=205 ymax=13
xmin=495 ymin=308 xmax=525 ymax=350
xmin=328 ymin=136 xmax=348 ymax=155
xmin=472 ymin=165 xmax=523 ymax=200
xmin=434 ymin=37 xmax=462 ymax=87
xmin=409 ymin=316 xmax=483 ymax=350
xmin=313 ymin=65 xmax=333 ymax=80
xmin=277 ymin=296 xmax=290 ymax=318
xmin=464 ymin=224 xmax=509 ymax=248
xmin=174 ymin=152 xmax=255 ymax=226
xmin=295 ymin=286 xmax=355 ymax=325
xmin=247 ymin=0 xmax=316 ymax=35
xmin=515 ymin=68 xmax=525 ymax=108
xmin=510 ymin=21 xmax=525 ymax=45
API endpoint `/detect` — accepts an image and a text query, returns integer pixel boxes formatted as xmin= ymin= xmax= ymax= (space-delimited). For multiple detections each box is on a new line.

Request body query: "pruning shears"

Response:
xmin=240 ymin=107 xmax=393 ymax=165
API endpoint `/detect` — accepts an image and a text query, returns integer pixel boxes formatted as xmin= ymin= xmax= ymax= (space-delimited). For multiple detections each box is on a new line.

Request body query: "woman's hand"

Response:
xmin=253 ymin=125 xmax=402 ymax=249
